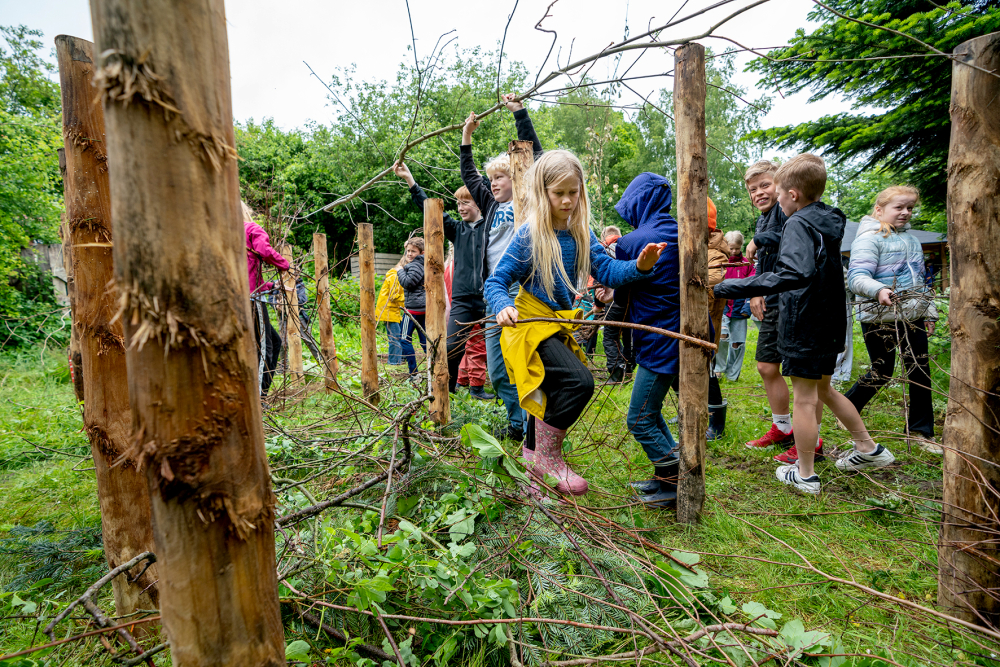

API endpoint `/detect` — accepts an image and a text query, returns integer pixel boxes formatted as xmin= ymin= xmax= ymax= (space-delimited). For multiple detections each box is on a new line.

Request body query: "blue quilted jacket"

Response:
xmin=847 ymin=216 xmax=937 ymax=323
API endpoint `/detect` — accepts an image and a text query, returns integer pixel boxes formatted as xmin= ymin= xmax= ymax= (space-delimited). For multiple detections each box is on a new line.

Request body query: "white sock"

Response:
xmin=773 ymin=413 xmax=792 ymax=434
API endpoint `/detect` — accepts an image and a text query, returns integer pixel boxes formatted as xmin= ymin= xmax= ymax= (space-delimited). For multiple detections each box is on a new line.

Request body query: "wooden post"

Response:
xmin=280 ymin=243 xmax=304 ymax=385
xmin=57 ymin=147 xmax=85 ymax=403
xmin=673 ymin=43 xmax=710 ymax=525
xmin=88 ymin=1 xmax=284 ymax=664
xmin=938 ymin=31 xmax=1000 ymax=628
xmin=424 ymin=199 xmax=449 ymax=424
xmin=509 ymin=140 xmax=535 ymax=223
xmin=314 ymin=233 xmax=339 ymax=390
xmin=55 ymin=34 xmax=159 ymax=618
xmin=359 ymin=223 xmax=380 ymax=404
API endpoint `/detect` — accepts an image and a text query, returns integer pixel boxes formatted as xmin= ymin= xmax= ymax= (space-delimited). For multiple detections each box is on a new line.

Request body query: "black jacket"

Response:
xmin=397 ymin=256 xmax=426 ymax=312
xmin=714 ymin=201 xmax=847 ymax=359
xmin=409 ymin=184 xmax=485 ymax=301
xmin=752 ymin=203 xmax=788 ymax=311
xmin=459 ymin=108 xmax=543 ymax=284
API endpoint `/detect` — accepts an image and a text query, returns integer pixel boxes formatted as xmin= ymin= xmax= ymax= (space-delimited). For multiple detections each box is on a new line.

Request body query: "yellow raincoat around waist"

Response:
xmin=500 ymin=288 xmax=586 ymax=421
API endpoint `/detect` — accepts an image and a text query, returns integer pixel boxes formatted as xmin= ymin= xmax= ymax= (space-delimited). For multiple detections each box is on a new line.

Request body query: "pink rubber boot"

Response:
xmin=528 ymin=420 xmax=588 ymax=495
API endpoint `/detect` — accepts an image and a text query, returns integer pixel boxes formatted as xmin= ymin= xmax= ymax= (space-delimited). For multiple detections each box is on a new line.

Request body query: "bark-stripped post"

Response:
xmin=57 ymin=147 xmax=85 ymax=403
xmin=509 ymin=140 xmax=535 ymax=223
xmin=280 ymin=243 xmax=304 ymax=385
xmin=55 ymin=34 xmax=159 ymax=617
xmin=358 ymin=223 xmax=380 ymax=404
xmin=88 ymin=2 xmax=284 ymax=664
xmin=673 ymin=43 xmax=710 ymax=525
xmin=313 ymin=233 xmax=339 ymax=390
xmin=424 ymin=198 xmax=449 ymax=424
xmin=938 ymin=31 xmax=1000 ymax=627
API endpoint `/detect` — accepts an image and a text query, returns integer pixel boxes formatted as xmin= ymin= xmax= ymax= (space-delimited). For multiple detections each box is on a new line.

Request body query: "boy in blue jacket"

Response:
xmin=714 ymin=154 xmax=894 ymax=494
xmin=613 ymin=173 xmax=682 ymax=507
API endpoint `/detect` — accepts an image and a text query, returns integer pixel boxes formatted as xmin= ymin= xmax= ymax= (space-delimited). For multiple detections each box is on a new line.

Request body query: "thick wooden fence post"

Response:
xmin=314 ymin=233 xmax=339 ymax=390
xmin=57 ymin=147 xmax=85 ymax=403
xmin=359 ymin=223 xmax=380 ymax=404
xmin=424 ymin=199 xmax=449 ymax=424
xmin=938 ymin=30 xmax=1000 ymax=627
xmin=55 ymin=34 xmax=159 ymax=618
xmin=89 ymin=1 xmax=284 ymax=664
xmin=674 ymin=43 xmax=709 ymax=525
xmin=280 ymin=243 xmax=304 ymax=385
xmin=509 ymin=140 xmax=535 ymax=222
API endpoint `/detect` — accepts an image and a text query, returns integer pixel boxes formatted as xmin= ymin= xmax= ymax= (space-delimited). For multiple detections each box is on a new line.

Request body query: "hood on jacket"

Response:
xmin=614 ymin=173 xmax=674 ymax=229
xmin=797 ymin=201 xmax=847 ymax=240
xmin=857 ymin=214 xmax=910 ymax=237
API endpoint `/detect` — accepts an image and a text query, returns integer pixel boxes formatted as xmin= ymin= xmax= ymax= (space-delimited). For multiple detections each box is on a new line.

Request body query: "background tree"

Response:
xmin=0 ymin=26 xmax=62 ymax=323
xmin=634 ymin=51 xmax=772 ymax=235
xmin=748 ymin=0 xmax=1000 ymax=229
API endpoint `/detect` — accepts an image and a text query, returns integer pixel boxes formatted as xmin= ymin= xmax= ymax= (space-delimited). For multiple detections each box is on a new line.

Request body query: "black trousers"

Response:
xmin=252 ymin=301 xmax=282 ymax=397
xmin=447 ymin=295 xmax=486 ymax=392
xmin=845 ymin=319 xmax=935 ymax=438
xmin=524 ymin=335 xmax=596 ymax=450
xmin=603 ymin=301 xmax=634 ymax=373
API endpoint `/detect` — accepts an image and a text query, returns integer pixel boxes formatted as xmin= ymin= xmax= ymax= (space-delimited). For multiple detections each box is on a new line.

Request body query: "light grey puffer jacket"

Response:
xmin=847 ymin=216 xmax=937 ymax=323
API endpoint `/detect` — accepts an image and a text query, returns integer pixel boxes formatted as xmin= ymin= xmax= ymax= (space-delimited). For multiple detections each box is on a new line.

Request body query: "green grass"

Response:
xmin=0 ymin=316 xmax=991 ymax=667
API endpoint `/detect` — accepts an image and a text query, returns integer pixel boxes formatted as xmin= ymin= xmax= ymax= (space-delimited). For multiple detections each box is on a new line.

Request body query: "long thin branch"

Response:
xmin=323 ymin=0 xmax=773 ymax=211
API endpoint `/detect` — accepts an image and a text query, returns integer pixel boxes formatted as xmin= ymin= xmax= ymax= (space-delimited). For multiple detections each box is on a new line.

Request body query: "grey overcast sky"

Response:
xmin=1 ymin=0 xmax=854 ymax=136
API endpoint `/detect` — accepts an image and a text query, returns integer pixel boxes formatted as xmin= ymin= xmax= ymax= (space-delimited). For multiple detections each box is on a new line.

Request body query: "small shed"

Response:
xmin=349 ymin=253 xmax=404 ymax=279
xmin=840 ymin=221 xmax=949 ymax=292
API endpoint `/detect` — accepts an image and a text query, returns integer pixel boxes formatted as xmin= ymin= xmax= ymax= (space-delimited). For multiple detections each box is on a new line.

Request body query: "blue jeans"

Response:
xmin=485 ymin=299 xmax=525 ymax=436
xmin=386 ymin=320 xmax=403 ymax=366
xmin=627 ymin=365 xmax=678 ymax=465
xmin=400 ymin=312 xmax=426 ymax=375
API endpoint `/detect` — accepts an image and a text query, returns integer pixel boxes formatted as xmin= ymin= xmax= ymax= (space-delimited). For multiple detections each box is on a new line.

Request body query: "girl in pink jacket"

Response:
xmin=243 ymin=202 xmax=288 ymax=397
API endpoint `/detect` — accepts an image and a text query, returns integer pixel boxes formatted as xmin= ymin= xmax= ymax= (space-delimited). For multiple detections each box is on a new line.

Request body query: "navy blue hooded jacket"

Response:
xmin=613 ymin=173 xmax=681 ymax=375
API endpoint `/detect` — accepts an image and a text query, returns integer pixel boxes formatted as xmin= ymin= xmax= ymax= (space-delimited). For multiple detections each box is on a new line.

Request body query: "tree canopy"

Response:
xmin=0 ymin=25 xmax=63 ymax=318
xmin=748 ymin=0 xmax=1000 ymax=225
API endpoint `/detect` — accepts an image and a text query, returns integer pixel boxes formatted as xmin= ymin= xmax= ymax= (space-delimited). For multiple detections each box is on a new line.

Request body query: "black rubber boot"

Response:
xmin=470 ymin=385 xmax=495 ymax=401
xmin=639 ymin=459 xmax=679 ymax=508
xmin=706 ymin=399 xmax=728 ymax=441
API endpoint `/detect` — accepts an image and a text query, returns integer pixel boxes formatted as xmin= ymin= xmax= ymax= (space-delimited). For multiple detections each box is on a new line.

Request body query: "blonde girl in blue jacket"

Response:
xmin=844 ymin=185 xmax=941 ymax=453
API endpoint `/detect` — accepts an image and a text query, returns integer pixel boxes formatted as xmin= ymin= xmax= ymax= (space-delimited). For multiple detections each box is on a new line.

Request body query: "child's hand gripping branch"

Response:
xmin=461 ymin=112 xmax=480 ymax=145
xmin=501 ymin=93 xmax=523 ymax=112
xmin=392 ymin=160 xmax=416 ymax=187
xmin=495 ymin=242 xmax=667 ymax=327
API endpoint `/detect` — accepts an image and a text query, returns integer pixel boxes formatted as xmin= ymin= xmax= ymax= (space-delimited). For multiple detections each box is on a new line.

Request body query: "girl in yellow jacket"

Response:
xmin=375 ymin=260 xmax=405 ymax=365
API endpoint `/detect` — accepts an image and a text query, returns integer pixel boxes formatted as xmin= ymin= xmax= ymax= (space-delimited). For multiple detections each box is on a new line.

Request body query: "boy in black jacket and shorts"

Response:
xmin=714 ymin=154 xmax=895 ymax=494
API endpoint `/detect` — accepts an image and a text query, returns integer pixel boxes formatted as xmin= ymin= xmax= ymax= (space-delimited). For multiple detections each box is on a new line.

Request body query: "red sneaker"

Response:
xmin=745 ymin=424 xmax=794 ymax=449
xmin=773 ymin=439 xmax=825 ymax=464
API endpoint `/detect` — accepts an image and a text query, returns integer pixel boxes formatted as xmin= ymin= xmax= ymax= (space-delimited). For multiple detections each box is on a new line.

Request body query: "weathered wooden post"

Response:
xmin=509 ymin=140 xmax=535 ymax=221
xmin=88 ymin=1 xmax=284 ymax=663
xmin=55 ymin=34 xmax=159 ymax=617
xmin=673 ymin=43 xmax=709 ymax=525
xmin=358 ymin=223 xmax=380 ymax=404
xmin=57 ymin=147 xmax=85 ymax=403
xmin=424 ymin=198 xmax=449 ymax=423
xmin=280 ymin=243 xmax=304 ymax=385
xmin=938 ymin=30 xmax=1000 ymax=627
xmin=314 ymin=233 xmax=339 ymax=390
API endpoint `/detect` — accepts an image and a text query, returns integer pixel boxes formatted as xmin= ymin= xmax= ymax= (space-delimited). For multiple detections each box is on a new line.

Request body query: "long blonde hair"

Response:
xmin=871 ymin=185 xmax=920 ymax=237
xmin=525 ymin=150 xmax=592 ymax=302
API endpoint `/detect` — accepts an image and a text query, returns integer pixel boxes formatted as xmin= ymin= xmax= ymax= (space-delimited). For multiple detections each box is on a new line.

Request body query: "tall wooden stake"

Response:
xmin=509 ymin=140 xmax=535 ymax=222
xmin=89 ymin=1 xmax=284 ymax=664
xmin=55 ymin=34 xmax=159 ymax=618
xmin=359 ymin=223 xmax=380 ymax=404
xmin=314 ymin=233 xmax=339 ymax=390
xmin=938 ymin=30 xmax=1000 ymax=627
xmin=424 ymin=198 xmax=449 ymax=424
xmin=280 ymin=243 xmax=304 ymax=385
xmin=58 ymin=146 xmax=85 ymax=403
xmin=673 ymin=42 xmax=709 ymax=525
